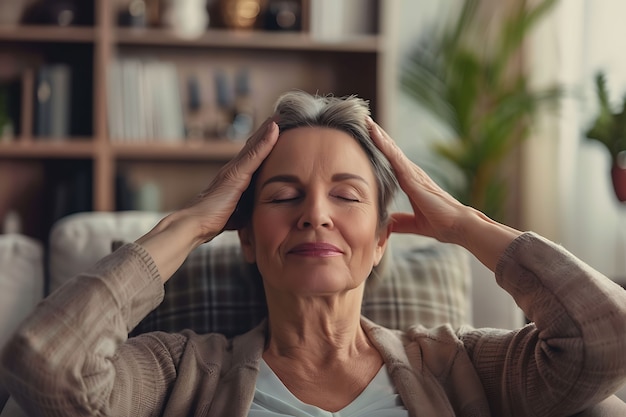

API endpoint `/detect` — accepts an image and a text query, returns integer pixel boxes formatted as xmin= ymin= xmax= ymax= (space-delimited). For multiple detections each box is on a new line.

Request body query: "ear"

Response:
xmin=237 ymin=227 xmax=256 ymax=263
xmin=373 ymin=222 xmax=392 ymax=267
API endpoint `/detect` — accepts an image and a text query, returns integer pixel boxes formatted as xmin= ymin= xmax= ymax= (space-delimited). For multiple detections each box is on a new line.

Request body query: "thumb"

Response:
xmin=390 ymin=213 xmax=418 ymax=234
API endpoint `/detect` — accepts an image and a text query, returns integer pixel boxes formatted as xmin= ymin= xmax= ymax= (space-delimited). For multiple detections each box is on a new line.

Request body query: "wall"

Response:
xmin=527 ymin=0 xmax=626 ymax=280
xmin=389 ymin=0 xmax=525 ymax=330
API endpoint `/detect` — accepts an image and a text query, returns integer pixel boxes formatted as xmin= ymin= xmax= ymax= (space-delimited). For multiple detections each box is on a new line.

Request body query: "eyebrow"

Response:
xmin=260 ymin=173 xmax=369 ymax=189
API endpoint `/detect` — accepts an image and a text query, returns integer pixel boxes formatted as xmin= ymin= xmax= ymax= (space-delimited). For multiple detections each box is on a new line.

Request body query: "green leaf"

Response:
xmin=400 ymin=0 xmax=562 ymax=221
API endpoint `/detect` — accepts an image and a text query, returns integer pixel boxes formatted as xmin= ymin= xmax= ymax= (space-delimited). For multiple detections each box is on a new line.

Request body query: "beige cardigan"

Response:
xmin=1 ymin=233 xmax=626 ymax=416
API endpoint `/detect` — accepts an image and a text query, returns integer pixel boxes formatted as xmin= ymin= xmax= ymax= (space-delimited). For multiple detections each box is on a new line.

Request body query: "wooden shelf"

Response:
xmin=0 ymin=0 xmax=390 ymax=240
xmin=0 ymin=139 xmax=95 ymax=158
xmin=111 ymin=141 xmax=243 ymax=160
xmin=114 ymin=28 xmax=380 ymax=52
xmin=0 ymin=25 xmax=96 ymax=43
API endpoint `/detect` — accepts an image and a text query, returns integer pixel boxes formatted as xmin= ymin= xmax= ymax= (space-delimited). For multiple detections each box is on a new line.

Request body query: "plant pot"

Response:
xmin=611 ymin=162 xmax=626 ymax=202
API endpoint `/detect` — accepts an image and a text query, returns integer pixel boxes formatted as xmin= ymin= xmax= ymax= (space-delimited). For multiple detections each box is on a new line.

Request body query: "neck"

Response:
xmin=264 ymin=286 xmax=369 ymax=364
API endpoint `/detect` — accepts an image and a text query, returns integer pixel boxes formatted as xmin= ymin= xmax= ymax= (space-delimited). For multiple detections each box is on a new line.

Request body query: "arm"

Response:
xmin=0 ymin=244 xmax=185 ymax=417
xmin=367 ymin=119 xmax=626 ymax=415
xmin=460 ymin=233 xmax=626 ymax=416
xmin=0 ymin=119 xmax=279 ymax=416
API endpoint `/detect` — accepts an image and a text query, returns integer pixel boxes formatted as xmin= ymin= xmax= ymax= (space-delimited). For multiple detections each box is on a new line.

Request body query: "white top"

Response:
xmin=248 ymin=359 xmax=409 ymax=417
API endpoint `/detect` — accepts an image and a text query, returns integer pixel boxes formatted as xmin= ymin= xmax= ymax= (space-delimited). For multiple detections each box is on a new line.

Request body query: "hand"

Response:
xmin=136 ymin=117 xmax=279 ymax=281
xmin=367 ymin=118 xmax=471 ymax=245
xmin=181 ymin=117 xmax=280 ymax=242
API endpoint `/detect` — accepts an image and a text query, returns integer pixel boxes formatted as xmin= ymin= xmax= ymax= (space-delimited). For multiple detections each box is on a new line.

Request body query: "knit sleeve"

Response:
xmin=0 ymin=243 xmax=187 ymax=417
xmin=459 ymin=232 xmax=626 ymax=417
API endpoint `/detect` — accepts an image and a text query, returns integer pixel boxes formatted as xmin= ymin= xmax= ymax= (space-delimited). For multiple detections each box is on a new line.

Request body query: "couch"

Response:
xmin=1 ymin=211 xmax=625 ymax=416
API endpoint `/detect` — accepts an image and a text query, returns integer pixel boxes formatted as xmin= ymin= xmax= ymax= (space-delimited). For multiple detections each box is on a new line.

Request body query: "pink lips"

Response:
xmin=288 ymin=242 xmax=343 ymax=257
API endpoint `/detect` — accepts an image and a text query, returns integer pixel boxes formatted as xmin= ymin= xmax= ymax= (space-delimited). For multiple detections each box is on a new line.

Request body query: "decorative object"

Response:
xmin=219 ymin=0 xmax=263 ymax=30
xmin=117 ymin=0 xmax=147 ymax=28
xmin=264 ymin=0 xmax=300 ymax=31
xmin=586 ymin=71 xmax=626 ymax=202
xmin=401 ymin=0 xmax=562 ymax=222
xmin=161 ymin=0 xmax=208 ymax=39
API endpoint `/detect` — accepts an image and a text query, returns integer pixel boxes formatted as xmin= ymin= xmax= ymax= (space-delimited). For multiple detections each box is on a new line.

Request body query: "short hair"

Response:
xmin=230 ymin=91 xmax=399 ymax=229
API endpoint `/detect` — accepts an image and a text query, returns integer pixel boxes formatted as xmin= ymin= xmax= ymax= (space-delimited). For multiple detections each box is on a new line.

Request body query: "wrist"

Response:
xmin=452 ymin=207 xmax=522 ymax=271
xmin=135 ymin=212 xmax=208 ymax=282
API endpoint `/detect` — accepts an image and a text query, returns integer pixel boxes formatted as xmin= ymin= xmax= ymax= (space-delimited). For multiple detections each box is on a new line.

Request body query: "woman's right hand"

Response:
xmin=178 ymin=117 xmax=280 ymax=243
xmin=136 ymin=118 xmax=279 ymax=281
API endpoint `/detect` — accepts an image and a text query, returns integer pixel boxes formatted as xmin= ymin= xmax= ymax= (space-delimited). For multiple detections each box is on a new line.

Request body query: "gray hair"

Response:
xmin=273 ymin=91 xmax=398 ymax=228
xmin=230 ymin=91 xmax=398 ymax=229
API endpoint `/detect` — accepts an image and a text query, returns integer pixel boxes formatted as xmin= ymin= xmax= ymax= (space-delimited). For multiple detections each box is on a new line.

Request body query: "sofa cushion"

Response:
xmin=48 ymin=211 xmax=471 ymax=338
xmin=130 ymin=232 xmax=472 ymax=337
xmin=0 ymin=233 xmax=44 ymax=413
xmin=49 ymin=211 xmax=163 ymax=291
xmin=0 ymin=234 xmax=43 ymax=348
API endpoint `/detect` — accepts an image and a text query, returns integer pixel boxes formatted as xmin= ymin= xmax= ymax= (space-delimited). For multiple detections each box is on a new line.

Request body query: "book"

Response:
xmin=107 ymin=60 xmax=124 ymax=141
xmin=34 ymin=64 xmax=71 ymax=138
xmin=108 ymin=59 xmax=185 ymax=143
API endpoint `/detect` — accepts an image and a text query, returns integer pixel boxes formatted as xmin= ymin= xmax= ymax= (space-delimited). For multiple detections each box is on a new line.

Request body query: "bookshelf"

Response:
xmin=0 ymin=0 xmax=393 ymax=241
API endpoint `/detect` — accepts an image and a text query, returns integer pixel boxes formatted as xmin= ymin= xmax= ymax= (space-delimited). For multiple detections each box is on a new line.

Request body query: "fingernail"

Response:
xmin=267 ymin=121 xmax=278 ymax=133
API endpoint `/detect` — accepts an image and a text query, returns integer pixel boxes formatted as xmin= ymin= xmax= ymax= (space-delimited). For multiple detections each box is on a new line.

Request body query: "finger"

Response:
xmin=231 ymin=120 xmax=279 ymax=175
xmin=220 ymin=121 xmax=280 ymax=230
xmin=187 ymin=121 xmax=278 ymax=206
xmin=390 ymin=213 xmax=418 ymax=234
xmin=366 ymin=118 xmax=418 ymax=184
xmin=367 ymin=118 xmax=448 ymax=195
xmin=231 ymin=118 xmax=279 ymax=166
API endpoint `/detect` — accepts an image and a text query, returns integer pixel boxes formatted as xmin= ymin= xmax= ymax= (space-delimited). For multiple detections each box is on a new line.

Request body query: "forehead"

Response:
xmin=259 ymin=126 xmax=374 ymax=178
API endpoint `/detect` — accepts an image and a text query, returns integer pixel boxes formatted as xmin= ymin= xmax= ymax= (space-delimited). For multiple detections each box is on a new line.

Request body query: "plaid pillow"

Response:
xmin=130 ymin=233 xmax=267 ymax=337
xmin=363 ymin=235 xmax=471 ymax=331
xmin=130 ymin=232 xmax=471 ymax=337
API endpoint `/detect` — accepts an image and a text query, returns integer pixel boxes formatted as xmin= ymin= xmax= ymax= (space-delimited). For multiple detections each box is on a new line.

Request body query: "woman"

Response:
xmin=1 ymin=91 xmax=625 ymax=416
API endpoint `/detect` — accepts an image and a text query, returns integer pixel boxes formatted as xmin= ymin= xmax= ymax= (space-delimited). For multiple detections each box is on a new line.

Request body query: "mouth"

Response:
xmin=288 ymin=242 xmax=343 ymax=257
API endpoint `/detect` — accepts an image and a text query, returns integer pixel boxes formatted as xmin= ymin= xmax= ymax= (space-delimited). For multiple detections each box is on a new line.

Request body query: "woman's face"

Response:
xmin=239 ymin=126 xmax=389 ymax=296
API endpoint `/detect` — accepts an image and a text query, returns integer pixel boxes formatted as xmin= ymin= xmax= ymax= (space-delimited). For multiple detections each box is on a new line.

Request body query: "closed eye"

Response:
xmin=334 ymin=195 xmax=360 ymax=202
xmin=271 ymin=196 xmax=301 ymax=203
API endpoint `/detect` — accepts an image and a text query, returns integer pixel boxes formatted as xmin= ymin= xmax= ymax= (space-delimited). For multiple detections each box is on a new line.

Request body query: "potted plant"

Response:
xmin=585 ymin=71 xmax=626 ymax=202
xmin=401 ymin=0 xmax=562 ymax=222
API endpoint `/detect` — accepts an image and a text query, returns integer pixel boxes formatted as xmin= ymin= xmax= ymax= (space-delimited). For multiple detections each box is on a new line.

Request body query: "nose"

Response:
xmin=297 ymin=192 xmax=334 ymax=230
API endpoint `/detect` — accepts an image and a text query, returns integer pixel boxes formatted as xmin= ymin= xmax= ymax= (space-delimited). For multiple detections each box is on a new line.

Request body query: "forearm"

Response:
xmin=0 ymin=244 xmax=164 ymax=416
xmin=467 ymin=233 xmax=626 ymax=415
xmin=135 ymin=210 xmax=208 ymax=282
xmin=452 ymin=207 xmax=522 ymax=271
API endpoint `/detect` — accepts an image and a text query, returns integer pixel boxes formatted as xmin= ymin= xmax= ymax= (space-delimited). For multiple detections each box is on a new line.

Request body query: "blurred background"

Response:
xmin=0 ymin=0 xmax=625 ymax=283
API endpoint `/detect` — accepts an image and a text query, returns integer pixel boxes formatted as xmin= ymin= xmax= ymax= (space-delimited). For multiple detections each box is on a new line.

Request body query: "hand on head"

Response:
xmin=366 ymin=118 xmax=470 ymax=245
xmin=182 ymin=117 xmax=280 ymax=243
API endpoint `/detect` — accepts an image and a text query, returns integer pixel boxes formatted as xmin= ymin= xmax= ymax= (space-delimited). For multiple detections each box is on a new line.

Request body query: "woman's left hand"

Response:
xmin=367 ymin=118 xmax=470 ymax=245
xmin=368 ymin=118 xmax=521 ymax=269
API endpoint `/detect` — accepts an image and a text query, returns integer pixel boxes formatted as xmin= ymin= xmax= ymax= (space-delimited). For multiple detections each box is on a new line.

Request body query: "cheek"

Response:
xmin=251 ymin=208 xmax=290 ymax=251
xmin=342 ymin=214 xmax=381 ymax=257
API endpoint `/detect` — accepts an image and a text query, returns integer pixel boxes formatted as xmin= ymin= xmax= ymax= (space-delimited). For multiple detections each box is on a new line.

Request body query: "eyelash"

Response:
xmin=270 ymin=195 xmax=360 ymax=203
xmin=336 ymin=195 xmax=360 ymax=202
xmin=271 ymin=197 xmax=300 ymax=203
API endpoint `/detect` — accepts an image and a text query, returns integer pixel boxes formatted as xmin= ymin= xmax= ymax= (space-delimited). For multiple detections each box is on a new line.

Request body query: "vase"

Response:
xmin=611 ymin=161 xmax=626 ymax=202
xmin=219 ymin=0 xmax=264 ymax=30
xmin=161 ymin=0 xmax=208 ymax=39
